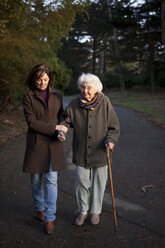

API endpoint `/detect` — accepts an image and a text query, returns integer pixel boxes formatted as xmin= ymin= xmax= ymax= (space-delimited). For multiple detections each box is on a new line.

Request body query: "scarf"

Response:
xmin=79 ymin=92 xmax=104 ymax=110
xmin=39 ymin=88 xmax=48 ymax=106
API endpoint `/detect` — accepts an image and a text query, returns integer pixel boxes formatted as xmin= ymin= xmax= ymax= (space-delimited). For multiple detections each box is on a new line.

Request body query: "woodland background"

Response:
xmin=0 ymin=0 xmax=165 ymax=102
xmin=0 ymin=0 xmax=165 ymax=146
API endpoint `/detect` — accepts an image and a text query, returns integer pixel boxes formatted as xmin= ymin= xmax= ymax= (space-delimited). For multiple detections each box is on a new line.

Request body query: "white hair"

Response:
xmin=77 ymin=73 xmax=103 ymax=92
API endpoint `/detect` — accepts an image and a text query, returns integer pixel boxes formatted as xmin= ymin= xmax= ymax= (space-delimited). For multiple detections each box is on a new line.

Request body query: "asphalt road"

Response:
xmin=0 ymin=97 xmax=165 ymax=248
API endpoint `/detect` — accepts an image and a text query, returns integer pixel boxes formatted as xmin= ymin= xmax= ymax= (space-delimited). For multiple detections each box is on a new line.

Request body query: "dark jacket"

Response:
xmin=62 ymin=95 xmax=120 ymax=169
xmin=23 ymin=87 xmax=65 ymax=173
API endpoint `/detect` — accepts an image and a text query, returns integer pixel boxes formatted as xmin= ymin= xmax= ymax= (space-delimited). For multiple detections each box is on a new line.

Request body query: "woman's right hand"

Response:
xmin=56 ymin=125 xmax=68 ymax=134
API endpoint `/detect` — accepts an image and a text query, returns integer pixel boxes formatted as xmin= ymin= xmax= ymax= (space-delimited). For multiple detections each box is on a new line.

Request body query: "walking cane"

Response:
xmin=106 ymin=146 xmax=118 ymax=231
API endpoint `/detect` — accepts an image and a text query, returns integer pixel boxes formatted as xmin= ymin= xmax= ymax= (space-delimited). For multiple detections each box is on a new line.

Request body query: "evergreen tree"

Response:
xmin=63 ymin=0 xmax=164 ymax=92
xmin=136 ymin=0 xmax=162 ymax=92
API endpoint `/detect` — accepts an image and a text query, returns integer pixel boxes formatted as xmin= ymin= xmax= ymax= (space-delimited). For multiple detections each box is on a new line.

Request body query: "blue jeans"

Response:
xmin=30 ymin=157 xmax=58 ymax=222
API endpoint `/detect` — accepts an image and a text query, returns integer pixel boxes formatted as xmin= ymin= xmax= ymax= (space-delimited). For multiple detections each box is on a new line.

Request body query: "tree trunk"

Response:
xmin=113 ymin=28 xmax=126 ymax=92
xmin=92 ymin=37 xmax=97 ymax=74
xmin=147 ymin=1 xmax=155 ymax=93
xmin=107 ymin=0 xmax=126 ymax=91
xmin=150 ymin=59 xmax=155 ymax=93
xmin=98 ymin=51 xmax=103 ymax=75
xmin=161 ymin=0 xmax=165 ymax=44
xmin=149 ymin=35 xmax=155 ymax=93
xmin=103 ymin=35 xmax=107 ymax=73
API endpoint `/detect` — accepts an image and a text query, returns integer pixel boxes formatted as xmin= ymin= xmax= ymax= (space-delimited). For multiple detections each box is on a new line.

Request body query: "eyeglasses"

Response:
xmin=80 ymin=85 xmax=93 ymax=91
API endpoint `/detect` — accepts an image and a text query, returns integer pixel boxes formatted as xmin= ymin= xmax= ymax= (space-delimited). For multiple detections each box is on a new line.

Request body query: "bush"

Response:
xmin=101 ymin=70 xmax=120 ymax=89
xmin=50 ymin=56 xmax=71 ymax=93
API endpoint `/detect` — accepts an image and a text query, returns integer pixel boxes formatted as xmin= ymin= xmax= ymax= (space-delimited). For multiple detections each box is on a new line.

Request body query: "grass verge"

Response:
xmin=106 ymin=90 xmax=165 ymax=127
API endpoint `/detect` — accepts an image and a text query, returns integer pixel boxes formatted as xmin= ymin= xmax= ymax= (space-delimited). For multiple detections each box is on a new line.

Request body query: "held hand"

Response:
xmin=105 ymin=142 xmax=114 ymax=152
xmin=56 ymin=125 xmax=68 ymax=134
xmin=66 ymin=116 xmax=71 ymax=123
xmin=57 ymin=131 xmax=66 ymax=142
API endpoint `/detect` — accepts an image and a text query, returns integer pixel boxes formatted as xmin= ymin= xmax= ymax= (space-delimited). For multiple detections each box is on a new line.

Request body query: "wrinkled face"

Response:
xmin=80 ymin=83 xmax=97 ymax=101
xmin=35 ymin=73 xmax=49 ymax=90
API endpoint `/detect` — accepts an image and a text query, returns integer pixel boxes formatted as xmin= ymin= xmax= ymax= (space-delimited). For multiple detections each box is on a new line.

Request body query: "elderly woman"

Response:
xmin=58 ymin=73 xmax=120 ymax=226
xmin=23 ymin=64 xmax=67 ymax=234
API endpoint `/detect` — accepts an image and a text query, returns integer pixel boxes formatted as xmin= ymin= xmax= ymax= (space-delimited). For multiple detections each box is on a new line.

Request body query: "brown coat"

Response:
xmin=23 ymin=87 xmax=65 ymax=173
xmin=62 ymin=95 xmax=120 ymax=169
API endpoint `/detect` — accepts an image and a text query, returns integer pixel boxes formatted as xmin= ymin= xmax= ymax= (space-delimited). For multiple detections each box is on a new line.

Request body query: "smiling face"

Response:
xmin=80 ymin=82 xmax=97 ymax=101
xmin=35 ymin=73 xmax=49 ymax=91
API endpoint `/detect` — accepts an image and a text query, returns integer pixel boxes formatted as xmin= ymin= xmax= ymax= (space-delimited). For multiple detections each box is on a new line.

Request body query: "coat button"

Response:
xmin=88 ymin=136 xmax=91 ymax=139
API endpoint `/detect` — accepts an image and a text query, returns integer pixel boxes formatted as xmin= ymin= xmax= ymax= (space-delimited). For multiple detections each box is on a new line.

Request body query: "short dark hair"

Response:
xmin=26 ymin=64 xmax=53 ymax=90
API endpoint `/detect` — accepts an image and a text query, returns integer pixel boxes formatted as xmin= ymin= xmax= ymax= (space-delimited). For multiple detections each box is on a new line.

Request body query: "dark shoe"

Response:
xmin=36 ymin=210 xmax=45 ymax=222
xmin=45 ymin=221 xmax=55 ymax=235
xmin=91 ymin=214 xmax=100 ymax=225
xmin=75 ymin=213 xmax=88 ymax=226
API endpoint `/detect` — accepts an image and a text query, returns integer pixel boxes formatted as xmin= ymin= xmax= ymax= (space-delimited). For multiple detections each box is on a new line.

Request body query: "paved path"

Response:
xmin=0 ymin=99 xmax=165 ymax=248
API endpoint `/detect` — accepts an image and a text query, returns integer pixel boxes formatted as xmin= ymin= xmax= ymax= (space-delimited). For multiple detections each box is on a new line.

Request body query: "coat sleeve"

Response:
xmin=60 ymin=102 xmax=74 ymax=128
xmin=23 ymin=94 xmax=56 ymax=136
xmin=104 ymin=98 xmax=120 ymax=145
xmin=57 ymin=93 xmax=64 ymax=122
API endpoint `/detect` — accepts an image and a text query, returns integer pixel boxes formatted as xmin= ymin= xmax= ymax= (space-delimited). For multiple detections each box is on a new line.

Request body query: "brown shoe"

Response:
xmin=75 ymin=213 xmax=88 ymax=226
xmin=45 ymin=221 xmax=55 ymax=235
xmin=36 ymin=210 xmax=45 ymax=222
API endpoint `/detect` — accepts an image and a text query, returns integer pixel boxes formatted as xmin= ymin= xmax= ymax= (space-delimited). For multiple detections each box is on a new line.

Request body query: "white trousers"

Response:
xmin=75 ymin=165 xmax=108 ymax=214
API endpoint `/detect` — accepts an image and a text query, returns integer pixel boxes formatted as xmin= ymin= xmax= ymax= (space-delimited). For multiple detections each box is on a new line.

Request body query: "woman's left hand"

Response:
xmin=105 ymin=142 xmax=114 ymax=152
xmin=57 ymin=131 xmax=66 ymax=142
